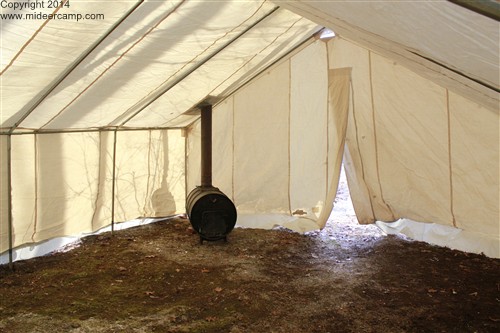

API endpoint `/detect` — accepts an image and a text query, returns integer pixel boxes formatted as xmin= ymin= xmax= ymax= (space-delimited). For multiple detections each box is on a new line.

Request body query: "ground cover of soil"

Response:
xmin=1 ymin=176 xmax=499 ymax=333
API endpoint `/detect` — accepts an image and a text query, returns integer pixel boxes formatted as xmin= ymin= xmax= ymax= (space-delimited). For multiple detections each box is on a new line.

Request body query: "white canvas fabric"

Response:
xmin=276 ymin=0 xmax=499 ymax=110
xmin=329 ymin=38 xmax=499 ymax=256
xmin=1 ymin=0 xmax=498 ymax=258
xmin=2 ymin=2 xmax=318 ymax=131
xmin=1 ymin=129 xmax=186 ymax=252
xmin=186 ymin=41 xmax=347 ymax=232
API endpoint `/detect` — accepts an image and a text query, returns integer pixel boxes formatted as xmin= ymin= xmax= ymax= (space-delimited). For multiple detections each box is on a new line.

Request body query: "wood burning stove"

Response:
xmin=186 ymin=102 xmax=237 ymax=243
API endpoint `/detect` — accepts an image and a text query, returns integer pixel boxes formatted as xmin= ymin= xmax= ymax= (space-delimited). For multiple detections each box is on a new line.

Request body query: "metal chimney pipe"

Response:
xmin=200 ymin=103 xmax=212 ymax=187
xmin=186 ymin=100 xmax=237 ymax=243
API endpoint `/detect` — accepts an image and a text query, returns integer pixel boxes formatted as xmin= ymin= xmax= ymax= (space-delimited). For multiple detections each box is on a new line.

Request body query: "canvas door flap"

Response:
xmin=317 ymin=67 xmax=351 ymax=228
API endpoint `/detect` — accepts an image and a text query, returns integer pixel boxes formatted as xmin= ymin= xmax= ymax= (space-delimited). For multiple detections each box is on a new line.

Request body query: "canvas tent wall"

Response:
xmin=186 ymin=37 xmax=499 ymax=257
xmin=1 ymin=0 xmax=498 ymax=262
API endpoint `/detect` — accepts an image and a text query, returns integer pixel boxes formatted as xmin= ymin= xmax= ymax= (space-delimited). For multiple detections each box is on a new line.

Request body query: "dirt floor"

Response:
xmin=1 ymin=175 xmax=499 ymax=333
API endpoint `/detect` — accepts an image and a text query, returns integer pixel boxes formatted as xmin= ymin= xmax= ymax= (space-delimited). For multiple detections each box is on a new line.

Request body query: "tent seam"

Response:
xmin=6 ymin=135 xmax=13 ymax=267
xmin=349 ymin=76 xmax=376 ymax=220
xmin=287 ymin=59 xmax=292 ymax=216
xmin=368 ymin=51 xmax=396 ymax=220
xmin=0 ymin=0 xmax=69 ymax=77
xmin=118 ymin=0 xmax=271 ymax=127
xmin=111 ymin=130 xmax=118 ymax=233
xmin=231 ymin=96 xmax=236 ymax=203
xmin=40 ymin=0 xmax=186 ymax=130
xmin=217 ymin=36 xmax=317 ymax=107
xmin=446 ymin=90 xmax=457 ymax=228
xmin=7 ymin=1 xmax=145 ymax=134
xmin=19 ymin=134 xmax=38 ymax=244
xmin=325 ymin=42 xmax=330 ymax=199
xmin=31 ymin=134 xmax=39 ymax=242
xmin=5 ymin=126 xmax=186 ymax=136
xmin=183 ymin=127 xmax=188 ymax=208
xmin=143 ymin=130 xmax=153 ymax=216
xmin=90 ymin=132 xmax=103 ymax=231
xmin=207 ymin=16 xmax=305 ymax=98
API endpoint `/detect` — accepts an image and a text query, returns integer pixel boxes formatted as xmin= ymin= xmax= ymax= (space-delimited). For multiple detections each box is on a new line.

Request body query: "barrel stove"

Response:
xmin=186 ymin=102 xmax=237 ymax=243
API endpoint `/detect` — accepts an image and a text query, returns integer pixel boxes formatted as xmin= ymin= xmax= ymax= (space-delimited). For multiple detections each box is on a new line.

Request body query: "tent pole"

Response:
xmin=111 ymin=130 xmax=118 ymax=235
xmin=6 ymin=135 xmax=14 ymax=269
xmin=4 ymin=126 xmax=183 ymax=136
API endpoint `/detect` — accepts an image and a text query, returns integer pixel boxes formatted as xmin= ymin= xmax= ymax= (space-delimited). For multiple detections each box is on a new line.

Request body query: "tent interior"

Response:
xmin=1 ymin=0 xmax=499 ymax=264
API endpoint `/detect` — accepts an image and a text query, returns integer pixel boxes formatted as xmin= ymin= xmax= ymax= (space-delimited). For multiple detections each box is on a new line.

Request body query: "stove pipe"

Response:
xmin=185 ymin=101 xmax=237 ymax=243
xmin=200 ymin=103 xmax=212 ymax=187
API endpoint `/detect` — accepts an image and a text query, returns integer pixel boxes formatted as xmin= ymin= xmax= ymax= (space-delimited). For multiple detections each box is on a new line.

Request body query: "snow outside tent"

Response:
xmin=0 ymin=1 xmax=498 ymax=263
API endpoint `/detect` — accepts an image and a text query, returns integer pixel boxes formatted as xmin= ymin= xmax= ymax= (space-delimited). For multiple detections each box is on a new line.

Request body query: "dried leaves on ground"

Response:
xmin=0 ymin=215 xmax=499 ymax=333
